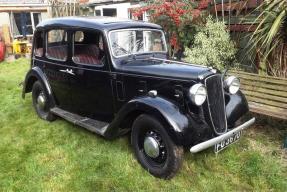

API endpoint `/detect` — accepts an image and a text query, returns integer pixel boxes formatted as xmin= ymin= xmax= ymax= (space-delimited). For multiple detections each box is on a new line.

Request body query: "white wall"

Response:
xmin=0 ymin=13 xmax=10 ymax=26
xmin=94 ymin=2 xmax=149 ymax=21
xmin=40 ymin=12 xmax=49 ymax=21
xmin=94 ymin=2 xmax=131 ymax=18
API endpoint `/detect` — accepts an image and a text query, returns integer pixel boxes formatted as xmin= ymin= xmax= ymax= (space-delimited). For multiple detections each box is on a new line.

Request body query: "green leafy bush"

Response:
xmin=184 ymin=17 xmax=237 ymax=70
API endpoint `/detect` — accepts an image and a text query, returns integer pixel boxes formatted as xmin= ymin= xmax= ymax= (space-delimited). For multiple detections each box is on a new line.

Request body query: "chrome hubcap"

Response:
xmin=144 ymin=136 xmax=160 ymax=158
xmin=37 ymin=92 xmax=46 ymax=110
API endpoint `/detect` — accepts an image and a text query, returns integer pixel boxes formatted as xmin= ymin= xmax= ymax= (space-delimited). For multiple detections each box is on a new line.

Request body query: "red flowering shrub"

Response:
xmin=131 ymin=0 xmax=210 ymax=58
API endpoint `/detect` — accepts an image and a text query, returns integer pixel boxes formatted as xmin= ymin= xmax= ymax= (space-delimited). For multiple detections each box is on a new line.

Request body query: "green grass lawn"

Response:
xmin=0 ymin=58 xmax=286 ymax=192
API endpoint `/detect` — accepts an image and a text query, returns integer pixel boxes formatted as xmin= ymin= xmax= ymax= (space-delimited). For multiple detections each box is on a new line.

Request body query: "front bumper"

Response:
xmin=190 ymin=117 xmax=255 ymax=153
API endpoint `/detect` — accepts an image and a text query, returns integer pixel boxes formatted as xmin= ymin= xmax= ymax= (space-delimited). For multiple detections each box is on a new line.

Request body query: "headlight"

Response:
xmin=224 ymin=76 xmax=240 ymax=94
xmin=189 ymin=84 xmax=207 ymax=106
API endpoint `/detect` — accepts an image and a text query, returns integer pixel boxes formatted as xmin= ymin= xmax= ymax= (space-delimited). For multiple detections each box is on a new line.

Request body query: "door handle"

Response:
xmin=59 ymin=69 xmax=75 ymax=75
xmin=66 ymin=69 xmax=75 ymax=75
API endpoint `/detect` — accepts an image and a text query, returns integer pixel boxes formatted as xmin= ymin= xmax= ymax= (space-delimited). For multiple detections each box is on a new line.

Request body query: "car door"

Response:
xmin=41 ymin=29 xmax=73 ymax=111
xmin=69 ymin=30 xmax=114 ymax=122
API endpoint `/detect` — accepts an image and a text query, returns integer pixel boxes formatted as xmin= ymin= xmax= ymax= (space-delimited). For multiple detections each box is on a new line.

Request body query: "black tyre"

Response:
xmin=32 ymin=81 xmax=56 ymax=121
xmin=131 ymin=114 xmax=184 ymax=179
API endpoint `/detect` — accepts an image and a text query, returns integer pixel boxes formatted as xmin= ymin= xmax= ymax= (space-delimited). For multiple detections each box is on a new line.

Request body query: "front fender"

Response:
xmin=22 ymin=66 xmax=55 ymax=106
xmin=104 ymin=96 xmax=189 ymax=144
xmin=226 ymin=90 xmax=249 ymax=126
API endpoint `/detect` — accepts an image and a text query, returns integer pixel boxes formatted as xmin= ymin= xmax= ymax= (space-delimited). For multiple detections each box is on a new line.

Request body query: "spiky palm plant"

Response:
xmin=249 ymin=0 xmax=287 ymax=77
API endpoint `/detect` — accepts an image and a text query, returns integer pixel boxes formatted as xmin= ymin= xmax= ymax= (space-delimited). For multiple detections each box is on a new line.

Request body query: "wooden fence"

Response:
xmin=229 ymin=70 xmax=287 ymax=120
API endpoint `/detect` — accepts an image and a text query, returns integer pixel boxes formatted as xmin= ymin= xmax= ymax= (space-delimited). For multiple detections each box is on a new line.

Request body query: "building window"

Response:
xmin=95 ymin=9 xmax=101 ymax=16
xmin=33 ymin=13 xmax=41 ymax=27
xmin=103 ymin=8 xmax=117 ymax=17
xmin=10 ymin=12 xmax=41 ymax=37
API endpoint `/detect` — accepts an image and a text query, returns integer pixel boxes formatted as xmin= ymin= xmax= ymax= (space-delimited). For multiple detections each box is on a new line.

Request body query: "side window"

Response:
xmin=34 ymin=31 xmax=44 ymax=57
xmin=74 ymin=31 xmax=84 ymax=43
xmin=46 ymin=29 xmax=68 ymax=61
xmin=73 ymin=30 xmax=105 ymax=66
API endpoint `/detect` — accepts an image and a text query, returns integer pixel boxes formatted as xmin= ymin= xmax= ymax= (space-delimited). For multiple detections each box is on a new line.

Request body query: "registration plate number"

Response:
xmin=214 ymin=131 xmax=242 ymax=153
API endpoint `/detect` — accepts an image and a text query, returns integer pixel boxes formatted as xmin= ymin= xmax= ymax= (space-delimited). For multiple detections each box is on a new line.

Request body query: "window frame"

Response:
xmin=72 ymin=29 xmax=106 ymax=67
xmin=45 ymin=29 xmax=68 ymax=62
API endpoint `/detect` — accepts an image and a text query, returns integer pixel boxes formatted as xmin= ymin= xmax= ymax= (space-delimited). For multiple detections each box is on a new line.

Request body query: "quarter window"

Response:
xmin=34 ymin=31 xmax=44 ymax=57
xmin=73 ymin=31 xmax=105 ymax=66
xmin=46 ymin=29 xmax=68 ymax=61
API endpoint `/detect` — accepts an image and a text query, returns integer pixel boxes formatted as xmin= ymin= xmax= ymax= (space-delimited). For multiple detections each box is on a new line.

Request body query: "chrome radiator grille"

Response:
xmin=205 ymin=74 xmax=227 ymax=134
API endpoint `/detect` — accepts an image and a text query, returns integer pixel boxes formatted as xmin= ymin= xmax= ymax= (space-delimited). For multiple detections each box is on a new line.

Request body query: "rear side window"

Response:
xmin=34 ymin=31 xmax=44 ymax=57
xmin=46 ymin=29 xmax=68 ymax=61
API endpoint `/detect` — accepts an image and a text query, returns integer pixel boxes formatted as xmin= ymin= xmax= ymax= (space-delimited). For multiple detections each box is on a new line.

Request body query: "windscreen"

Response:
xmin=109 ymin=29 xmax=167 ymax=57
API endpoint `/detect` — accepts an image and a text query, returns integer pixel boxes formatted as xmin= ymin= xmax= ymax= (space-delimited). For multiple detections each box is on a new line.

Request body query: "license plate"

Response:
xmin=214 ymin=131 xmax=242 ymax=153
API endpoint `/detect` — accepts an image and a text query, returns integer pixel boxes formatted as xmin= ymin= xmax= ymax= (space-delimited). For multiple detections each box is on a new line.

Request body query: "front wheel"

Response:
xmin=131 ymin=114 xmax=184 ymax=179
xmin=32 ymin=81 xmax=56 ymax=121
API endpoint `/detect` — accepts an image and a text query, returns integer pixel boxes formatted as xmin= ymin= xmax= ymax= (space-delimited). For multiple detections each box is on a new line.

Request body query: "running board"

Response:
xmin=51 ymin=107 xmax=109 ymax=136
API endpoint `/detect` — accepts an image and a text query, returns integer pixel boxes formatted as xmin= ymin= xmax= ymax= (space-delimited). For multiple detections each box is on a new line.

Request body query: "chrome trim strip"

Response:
xmin=150 ymin=57 xmax=209 ymax=68
xmin=190 ymin=117 xmax=255 ymax=153
xmin=205 ymin=74 xmax=228 ymax=134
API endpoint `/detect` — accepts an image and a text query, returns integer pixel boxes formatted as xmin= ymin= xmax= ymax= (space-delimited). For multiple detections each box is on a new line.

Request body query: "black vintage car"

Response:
xmin=22 ymin=17 xmax=255 ymax=179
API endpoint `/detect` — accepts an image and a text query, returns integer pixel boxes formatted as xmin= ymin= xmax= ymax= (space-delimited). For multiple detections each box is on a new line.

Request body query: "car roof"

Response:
xmin=36 ymin=16 xmax=162 ymax=31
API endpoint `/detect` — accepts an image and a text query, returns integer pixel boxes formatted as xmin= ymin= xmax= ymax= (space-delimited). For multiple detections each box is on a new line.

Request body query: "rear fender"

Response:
xmin=22 ymin=66 xmax=55 ymax=106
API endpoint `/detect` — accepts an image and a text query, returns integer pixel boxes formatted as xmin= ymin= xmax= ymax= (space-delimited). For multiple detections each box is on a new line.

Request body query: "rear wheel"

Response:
xmin=32 ymin=81 xmax=56 ymax=121
xmin=131 ymin=114 xmax=183 ymax=179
